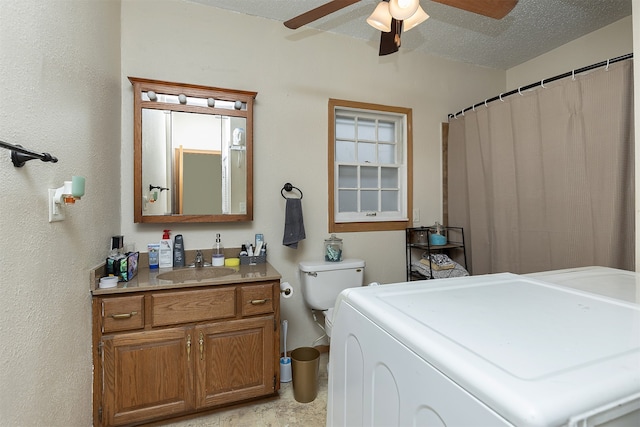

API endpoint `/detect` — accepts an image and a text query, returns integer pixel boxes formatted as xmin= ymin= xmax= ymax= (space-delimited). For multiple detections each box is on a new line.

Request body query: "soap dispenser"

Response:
xmin=212 ymin=233 xmax=225 ymax=266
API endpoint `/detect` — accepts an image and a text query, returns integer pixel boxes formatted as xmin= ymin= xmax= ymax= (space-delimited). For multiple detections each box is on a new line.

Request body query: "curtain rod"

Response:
xmin=448 ymin=53 xmax=633 ymax=119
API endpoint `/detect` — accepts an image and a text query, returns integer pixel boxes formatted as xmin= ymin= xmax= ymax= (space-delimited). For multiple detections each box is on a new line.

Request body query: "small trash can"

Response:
xmin=291 ymin=347 xmax=320 ymax=403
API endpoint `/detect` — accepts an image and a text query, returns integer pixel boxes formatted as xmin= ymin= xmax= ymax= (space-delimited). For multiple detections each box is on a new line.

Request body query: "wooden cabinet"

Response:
xmin=92 ymin=280 xmax=280 ymax=426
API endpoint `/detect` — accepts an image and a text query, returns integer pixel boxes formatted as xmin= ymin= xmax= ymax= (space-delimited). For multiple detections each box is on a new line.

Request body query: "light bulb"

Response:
xmin=389 ymin=0 xmax=420 ymax=21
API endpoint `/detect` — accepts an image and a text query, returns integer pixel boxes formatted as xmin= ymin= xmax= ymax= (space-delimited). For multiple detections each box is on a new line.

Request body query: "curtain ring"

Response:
xmin=518 ymin=87 xmax=523 ymax=96
xmin=541 ymin=79 xmax=546 ymax=88
xmin=572 ymin=69 xmax=575 ymax=80
xmin=485 ymin=99 xmax=488 ymax=108
xmin=606 ymin=59 xmax=610 ymax=71
xmin=454 ymin=112 xmax=458 ymax=119
xmin=461 ymin=109 xmax=465 ymax=116
xmin=499 ymin=93 xmax=504 ymax=102
xmin=472 ymin=104 xmax=476 ymax=112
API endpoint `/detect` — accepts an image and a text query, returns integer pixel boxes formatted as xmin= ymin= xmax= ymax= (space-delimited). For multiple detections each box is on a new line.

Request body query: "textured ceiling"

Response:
xmin=184 ymin=0 xmax=632 ymax=69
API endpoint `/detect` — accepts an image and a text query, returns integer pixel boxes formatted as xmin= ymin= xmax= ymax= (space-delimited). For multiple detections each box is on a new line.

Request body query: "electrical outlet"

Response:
xmin=413 ymin=209 xmax=420 ymax=223
xmin=48 ymin=189 xmax=65 ymax=222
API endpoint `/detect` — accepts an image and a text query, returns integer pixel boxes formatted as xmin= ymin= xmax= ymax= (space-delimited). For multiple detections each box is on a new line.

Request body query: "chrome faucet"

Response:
xmin=194 ymin=250 xmax=205 ymax=268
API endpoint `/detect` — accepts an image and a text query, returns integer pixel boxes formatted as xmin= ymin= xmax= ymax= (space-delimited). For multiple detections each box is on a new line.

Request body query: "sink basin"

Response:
xmin=156 ymin=267 xmax=237 ymax=282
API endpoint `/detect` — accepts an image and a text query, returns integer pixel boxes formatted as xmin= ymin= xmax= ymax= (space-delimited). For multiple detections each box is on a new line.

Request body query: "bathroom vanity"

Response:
xmin=90 ymin=261 xmax=281 ymax=426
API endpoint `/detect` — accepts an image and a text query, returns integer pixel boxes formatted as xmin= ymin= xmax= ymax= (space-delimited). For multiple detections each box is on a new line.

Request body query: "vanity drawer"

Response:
xmin=240 ymin=283 xmax=274 ymax=316
xmin=102 ymin=295 xmax=145 ymax=333
xmin=151 ymin=287 xmax=236 ymax=326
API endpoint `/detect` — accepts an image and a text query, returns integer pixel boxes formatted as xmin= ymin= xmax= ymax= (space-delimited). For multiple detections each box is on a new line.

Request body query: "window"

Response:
xmin=329 ymin=99 xmax=412 ymax=233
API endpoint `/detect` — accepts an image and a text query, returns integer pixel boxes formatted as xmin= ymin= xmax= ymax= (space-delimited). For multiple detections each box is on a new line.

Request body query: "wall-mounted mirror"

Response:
xmin=130 ymin=77 xmax=256 ymax=223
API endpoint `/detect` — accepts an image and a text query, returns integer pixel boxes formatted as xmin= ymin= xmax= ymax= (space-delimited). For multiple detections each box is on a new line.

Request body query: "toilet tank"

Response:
xmin=299 ymin=259 xmax=365 ymax=311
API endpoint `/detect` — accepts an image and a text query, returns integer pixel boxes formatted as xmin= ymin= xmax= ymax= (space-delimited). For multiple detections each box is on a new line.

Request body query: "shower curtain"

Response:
xmin=448 ymin=59 xmax=634 ymax=275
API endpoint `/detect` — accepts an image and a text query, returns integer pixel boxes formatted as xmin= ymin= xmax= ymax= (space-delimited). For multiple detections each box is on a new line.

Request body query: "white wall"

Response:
xmin=506 ymin=16 xmax=633 ymax=90
xmin=119 ymin=0 xmax=505 ymax=352
xmin=0 ymin=1 xmax=121 ymax=426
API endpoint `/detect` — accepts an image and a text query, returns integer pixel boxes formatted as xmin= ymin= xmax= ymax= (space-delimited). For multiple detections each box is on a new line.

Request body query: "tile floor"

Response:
xmin=165 ymin=352 xmax=329 ymax=427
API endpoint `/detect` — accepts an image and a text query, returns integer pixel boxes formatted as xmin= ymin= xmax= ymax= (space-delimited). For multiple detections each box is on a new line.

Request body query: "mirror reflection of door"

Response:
xmin=175 ymin=148 xmax=222 ymax=214
xmin=141 ymin=109 xmax=247 ymax=216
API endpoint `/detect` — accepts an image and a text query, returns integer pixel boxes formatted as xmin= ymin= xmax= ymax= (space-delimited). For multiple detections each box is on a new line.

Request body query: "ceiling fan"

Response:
xmin=284 ymin=0 xmax=518 ymax=56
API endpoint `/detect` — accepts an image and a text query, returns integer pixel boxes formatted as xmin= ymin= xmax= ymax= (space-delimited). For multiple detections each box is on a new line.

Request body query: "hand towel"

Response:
xmin=283 ymin=198 xmax=306 ymax=249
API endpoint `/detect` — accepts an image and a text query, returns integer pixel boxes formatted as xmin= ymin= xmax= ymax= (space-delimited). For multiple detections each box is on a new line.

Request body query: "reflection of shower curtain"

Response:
xmin=448 ymin=60 xmax=634 ymax=275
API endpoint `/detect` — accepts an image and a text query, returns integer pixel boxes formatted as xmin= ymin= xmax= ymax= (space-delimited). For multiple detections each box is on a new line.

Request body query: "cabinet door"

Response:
xmin=195 ymin=316 xmax=275 ymax=408
xmin=102 ymin=327 xmax=194 ymax=426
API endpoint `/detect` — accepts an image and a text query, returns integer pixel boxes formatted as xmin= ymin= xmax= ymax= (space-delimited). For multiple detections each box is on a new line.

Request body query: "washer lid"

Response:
xmin=298 ymin=258 xmax=365 ymax=272
xmin=336 ymin=272 xmax=640 ymax=427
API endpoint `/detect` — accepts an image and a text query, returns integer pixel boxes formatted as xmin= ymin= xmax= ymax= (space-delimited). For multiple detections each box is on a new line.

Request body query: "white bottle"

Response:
xmin=212 ymin=233 xmax=225 ymax=266
xmin=159 ymin=229 xmax=173 ymax=268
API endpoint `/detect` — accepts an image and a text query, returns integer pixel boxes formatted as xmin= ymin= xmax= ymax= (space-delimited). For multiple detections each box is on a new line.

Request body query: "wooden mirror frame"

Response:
xmin=129 ymin=77 xmax=256 ymax=223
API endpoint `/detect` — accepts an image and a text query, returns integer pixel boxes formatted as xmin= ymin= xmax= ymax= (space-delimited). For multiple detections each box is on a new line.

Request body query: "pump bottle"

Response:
xmin=212 ymin=233 xmax=225 ymax=266
xmin=159 ymin=229 xmax=173 ymax=268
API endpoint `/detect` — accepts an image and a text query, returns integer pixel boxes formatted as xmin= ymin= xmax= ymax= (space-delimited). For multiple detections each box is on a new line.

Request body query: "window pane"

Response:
xmin=378 ymin=143 xmax=395 ymax=164
xmin=338 ymin=190 xmax=358 ymax=212
xmin=338 ymin=165 xmax=357 ymax=188
xmin=336 ymin=116 xmax=355 ymax=140
xmin=360 ymin=166 xmax=378 ymax=188
xmin=357 ymin=118 xmax=376 ymax=141
xmin=361 ymin=190 xmax=378 ymax=211
xmin=378 ymin=120 xmax=395 ymax=142
xmin=381 ymin=190 xmax=398 ymax=211
xmin=336 ymin=140 xmax=355 ymax=162
xmin=358 ymin=142 xmax=376 ymax=163
xmin=381 ymin=167 xmax=398 ymax=188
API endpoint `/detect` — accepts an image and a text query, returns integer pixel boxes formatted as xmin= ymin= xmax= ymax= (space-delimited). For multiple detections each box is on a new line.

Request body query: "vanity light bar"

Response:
xmin=141 ymin=92 xmax=247 ymax=111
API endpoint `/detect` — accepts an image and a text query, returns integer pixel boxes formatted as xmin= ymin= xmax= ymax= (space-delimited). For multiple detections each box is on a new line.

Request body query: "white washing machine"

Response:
xmin=327 ymin=270 xmax=640 ymax=426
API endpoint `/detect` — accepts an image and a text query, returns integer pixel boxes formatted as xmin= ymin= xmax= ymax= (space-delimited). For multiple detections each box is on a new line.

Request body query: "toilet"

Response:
xmin=299 ymin=259 xmax=365 ymax=340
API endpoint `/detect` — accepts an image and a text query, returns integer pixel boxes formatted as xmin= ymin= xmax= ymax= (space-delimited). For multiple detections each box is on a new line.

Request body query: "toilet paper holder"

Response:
xmin=280 ymin=282 xmax=293 ymax=297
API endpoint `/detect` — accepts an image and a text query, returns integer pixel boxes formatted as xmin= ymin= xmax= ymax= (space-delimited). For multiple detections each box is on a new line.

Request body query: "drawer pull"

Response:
xmin=250 ymin=299 xmax=269 ymax=305
xmin=110 ymin=311 xmax=138 ymax=319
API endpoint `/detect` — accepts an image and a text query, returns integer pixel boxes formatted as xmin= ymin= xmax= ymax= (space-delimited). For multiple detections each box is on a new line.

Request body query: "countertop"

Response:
xmin=90 ymin=262 xmax=282 ymax=296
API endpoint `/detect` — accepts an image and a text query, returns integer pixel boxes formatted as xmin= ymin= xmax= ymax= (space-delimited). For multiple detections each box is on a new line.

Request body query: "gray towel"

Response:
xmin=283 ymin=198 xmax=306 ymax=249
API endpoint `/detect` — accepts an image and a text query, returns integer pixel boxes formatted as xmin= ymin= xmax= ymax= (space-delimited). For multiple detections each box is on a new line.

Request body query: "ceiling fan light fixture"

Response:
xmin=367 ymin=1 xmax=392 ymax=32
xmin=403 ymin=5 xmax=429 ymax=32
xmin=389 ymin=0 xmax=420 ymax=21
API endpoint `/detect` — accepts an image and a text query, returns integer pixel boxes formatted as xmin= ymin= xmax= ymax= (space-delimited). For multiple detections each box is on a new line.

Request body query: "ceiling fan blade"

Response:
xmin=432 ymin=0 xmax=518 ymax=19
xmin=284 ymin=0 xmax=361 ymax=29
xmin=379 ymin=19 xmax=401 ymax=56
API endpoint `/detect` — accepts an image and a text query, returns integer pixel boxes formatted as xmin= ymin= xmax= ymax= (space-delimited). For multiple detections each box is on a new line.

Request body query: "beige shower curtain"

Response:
xmin=448 ymin=60 xmax=634 ymax=275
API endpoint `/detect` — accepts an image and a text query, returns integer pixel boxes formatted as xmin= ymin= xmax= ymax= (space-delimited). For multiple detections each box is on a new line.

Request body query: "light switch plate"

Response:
xmin=413 ymin=209 xmax=420 ymax=223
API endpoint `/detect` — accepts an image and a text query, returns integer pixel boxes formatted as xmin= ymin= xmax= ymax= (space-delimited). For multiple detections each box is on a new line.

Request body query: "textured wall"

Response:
xmin=0 ymin=1 xmax=121 ymax=425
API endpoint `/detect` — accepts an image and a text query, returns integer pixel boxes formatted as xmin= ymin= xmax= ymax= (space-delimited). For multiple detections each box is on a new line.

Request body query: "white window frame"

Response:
xmin=328 ymin=99 xmax=412 ymax=233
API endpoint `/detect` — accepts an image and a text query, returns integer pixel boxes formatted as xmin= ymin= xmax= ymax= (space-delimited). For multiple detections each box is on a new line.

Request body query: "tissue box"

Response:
xmin=106 ymin=252 xmax=139 ymax=282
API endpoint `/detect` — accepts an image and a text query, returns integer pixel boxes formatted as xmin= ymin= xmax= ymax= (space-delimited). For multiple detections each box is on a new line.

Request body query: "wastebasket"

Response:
xmin=291 ymin=347 xmax=320 ymax=403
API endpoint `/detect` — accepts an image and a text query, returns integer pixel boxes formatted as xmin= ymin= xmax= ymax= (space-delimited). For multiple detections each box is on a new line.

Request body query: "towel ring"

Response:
xmin=281 ymin=182 xmax=303 ymax=199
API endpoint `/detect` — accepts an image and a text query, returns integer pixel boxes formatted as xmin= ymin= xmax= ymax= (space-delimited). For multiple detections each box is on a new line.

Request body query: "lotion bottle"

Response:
xmin=159 ymin=229 xmax=173 ymax=268
xmin=212 ymin=233 xmax=225 ymax=266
